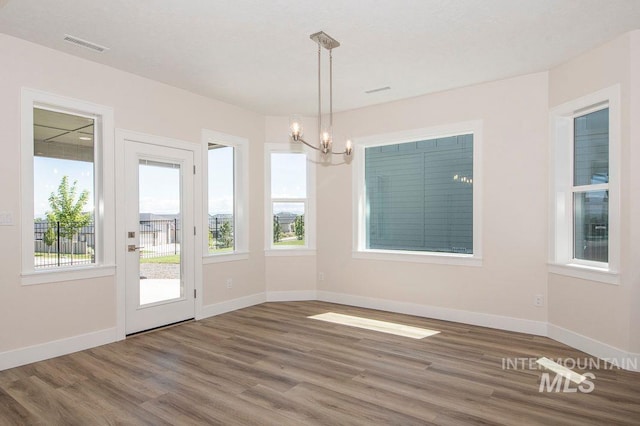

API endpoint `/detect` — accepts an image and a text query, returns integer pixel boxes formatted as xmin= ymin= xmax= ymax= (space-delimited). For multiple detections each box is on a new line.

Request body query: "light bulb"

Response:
xmin=320 ymin=128 xmax=332 ymax=154
xmin=345 ymin=139 xmax=353 ymax=156
xmin=289 ymin=115 xmax=303 ymax=141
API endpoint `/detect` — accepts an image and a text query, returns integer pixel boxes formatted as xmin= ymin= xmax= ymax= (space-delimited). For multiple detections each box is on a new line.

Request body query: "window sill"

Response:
xmin=548 ymin=263 xmax=620 ymax=285
xmin=353 ymin=250 xmax=482 ymax=266
xmin=21 ymin=265 xmax=116 ymax=286
xmin=265 ymin=248 xmax=317 ymax=257
xmin=203 ymin=252 xmax=249 ymax=264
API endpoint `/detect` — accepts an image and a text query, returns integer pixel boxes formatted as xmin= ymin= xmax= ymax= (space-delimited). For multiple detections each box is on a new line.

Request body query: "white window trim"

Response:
xmin=549 ymin=85 xmax=620 ymax=285
xmin=201 ymin=129 xmax=249 ymax=263
xmin=264 ymin=143 xmax=316 ymax=254
xmin=352 ymin=121 xmax=483 ymax=266
xmin=20 ymin=88 xmax=115 ymax=285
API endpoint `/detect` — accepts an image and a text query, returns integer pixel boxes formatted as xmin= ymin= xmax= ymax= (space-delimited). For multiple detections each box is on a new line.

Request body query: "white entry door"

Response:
xmin=124 ymin=141 xmax=195 ymax=334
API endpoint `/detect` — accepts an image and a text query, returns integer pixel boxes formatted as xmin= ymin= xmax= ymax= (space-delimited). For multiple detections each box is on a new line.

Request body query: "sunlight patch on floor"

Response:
xmin=308 ymin=312 xmax=440 ymax=339
xmin=536 ymin=357 xmax=586 ymax=384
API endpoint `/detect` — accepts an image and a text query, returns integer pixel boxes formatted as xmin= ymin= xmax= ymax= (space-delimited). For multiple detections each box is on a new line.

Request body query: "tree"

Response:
xmin=294 ymin=214 xmax=304 ymax=240
xmin=219 ymin=220 xmax=232 ymax=248
xmin=273 ymin=215 xmax=282 ymax=243
xmin=43 ymin=226 xmax=56 ymax=253
xmin=47 ymin=176 xmax=91 ymax=242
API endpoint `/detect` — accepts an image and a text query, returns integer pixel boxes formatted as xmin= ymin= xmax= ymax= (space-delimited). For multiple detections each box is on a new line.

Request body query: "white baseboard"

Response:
xmin=548 ymin=323 xmax=640 ymax=372
xmin=0 ymin=327 xmax=117 ymax=371
xmin=266 ymin=290 xmax=317 ymax=302
xmin=199 ymin=292 xmax=266 ymax=320
xmin=3 ymin=291 xmax=637 ymax=373
xmin=317 ymin=291 xmax=548 ymax=336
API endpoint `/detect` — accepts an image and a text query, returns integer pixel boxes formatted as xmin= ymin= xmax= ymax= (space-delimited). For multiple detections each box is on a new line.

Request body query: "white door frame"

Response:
xmin=115 ymin=129 xmax=203 ymax=340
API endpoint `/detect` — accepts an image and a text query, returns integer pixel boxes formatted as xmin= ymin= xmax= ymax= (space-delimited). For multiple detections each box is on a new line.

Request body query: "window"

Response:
xmin=265 ymin=145 xmax=315 ymax=253
xmin=353 ymin=122 xmax=482 ymax=265
xmin=208 ymin=144 xmax=234 ymax=253
xmin=21 ymin=89 xmax=115 ymax=284
xmin=202 ymin=130 xmax=248 ymax=261
xmin=550 ymin=86 xmax=620 ymax=284
xmin=33 ymin=108 xmax=96 ymax=269
xmin=573 ymin=108 xmax=609 ymax=263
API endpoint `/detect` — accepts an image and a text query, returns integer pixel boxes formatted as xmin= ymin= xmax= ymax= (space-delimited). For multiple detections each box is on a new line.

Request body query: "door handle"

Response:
xmin=128 ymin=245 xmax=145 ymax=252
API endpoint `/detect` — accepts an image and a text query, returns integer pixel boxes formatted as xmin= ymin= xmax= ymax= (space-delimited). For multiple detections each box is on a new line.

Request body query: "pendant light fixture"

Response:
xmin=289 ymin=31 xmax=353 ymax=157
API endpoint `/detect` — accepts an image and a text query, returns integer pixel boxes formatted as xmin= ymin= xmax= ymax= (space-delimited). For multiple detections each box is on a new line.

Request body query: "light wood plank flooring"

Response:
xmin=1 ymin=301 xmax=639 ymax=425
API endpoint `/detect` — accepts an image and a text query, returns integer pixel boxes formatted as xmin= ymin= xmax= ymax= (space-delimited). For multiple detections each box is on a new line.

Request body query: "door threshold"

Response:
xmin=126 ymin=318 xmax=195 ymax=337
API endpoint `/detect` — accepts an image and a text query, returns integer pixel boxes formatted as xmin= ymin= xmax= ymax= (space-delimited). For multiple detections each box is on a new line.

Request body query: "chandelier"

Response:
xmin=289 ymin=31 xmax=353 ymax=157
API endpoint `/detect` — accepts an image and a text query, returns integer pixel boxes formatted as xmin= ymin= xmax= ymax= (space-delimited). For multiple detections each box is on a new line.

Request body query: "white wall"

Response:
xmin=547 ymin=31 xmax=637 ymax=353
xmin=2 ymin=29 xmax=638 ymax=369
xmin=0 ymin=34 xmax=265 ymax=355
xmin=263 ymin=116 xmax=318 ymax=298
xmin=316 ymin=71 xmax=550 ymax=326
xmin=630 ymin=31 xmax=640 ymax=354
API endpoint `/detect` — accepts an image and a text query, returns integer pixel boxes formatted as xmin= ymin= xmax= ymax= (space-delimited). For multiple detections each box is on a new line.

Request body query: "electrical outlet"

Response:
xmin=318 ymin=272 xmax=325 ymax=281
xmin=226 ymin=278 xmax=233 ymax=288
xmin=534 ymin=294 xmax=544 ymax=307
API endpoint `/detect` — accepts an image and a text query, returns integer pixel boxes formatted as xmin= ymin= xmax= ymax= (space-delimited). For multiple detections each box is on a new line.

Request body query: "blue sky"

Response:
xmin=271 ymin=153 xmax=306 ymax=215
xmin=34 ymin=149 xmax=307 ymax=218
xmin=208 ymin=147 xmax=234 ymax=215
xmin=34 ymin=157 xmax=94 ymax=218
xmin=139 ymin=163 xmax=181 ymax=214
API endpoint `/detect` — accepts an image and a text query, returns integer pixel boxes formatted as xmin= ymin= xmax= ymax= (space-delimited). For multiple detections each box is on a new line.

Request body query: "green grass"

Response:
xmin=274 ymin=238 xmax=305 ymax=246
xmin=209 ymin=246 xmax=234 ymax=254
xmin=140 ymin=254 xmax=181 ymax=264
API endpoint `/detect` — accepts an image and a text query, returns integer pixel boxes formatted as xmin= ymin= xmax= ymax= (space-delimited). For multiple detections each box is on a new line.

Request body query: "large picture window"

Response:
xmin=366 ymin=135 xmax=473 ymax=253
xmin=353 ymin=122 xmax=482 ymax=264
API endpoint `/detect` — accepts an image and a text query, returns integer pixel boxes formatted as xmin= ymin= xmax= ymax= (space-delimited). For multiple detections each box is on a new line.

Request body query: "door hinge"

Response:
xmin=193 ymin=165 xmax=196 ymax=174
xmin=194 ymin=289 xmax=197 ymax=299
xmin=194 ymin=226 xmax=196 ymax=236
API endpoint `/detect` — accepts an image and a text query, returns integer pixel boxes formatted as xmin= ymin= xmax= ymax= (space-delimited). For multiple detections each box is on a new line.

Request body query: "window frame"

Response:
xmin=20 ymin=88 xmax=115 ymax=284
xmin=201 ymin=129 xmax=249 ymax=263
xmin=352 ymin=121 xmax=483 ymax=266
xmin=264 ymin=143 xmax=316 ymax=255
xmin=549 ymin=85 xmax=620 ymax=284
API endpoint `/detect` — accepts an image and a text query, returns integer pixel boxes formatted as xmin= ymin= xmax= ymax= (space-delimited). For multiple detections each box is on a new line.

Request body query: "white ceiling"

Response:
xmin=1 ymin=0 xmax=639 ymax=115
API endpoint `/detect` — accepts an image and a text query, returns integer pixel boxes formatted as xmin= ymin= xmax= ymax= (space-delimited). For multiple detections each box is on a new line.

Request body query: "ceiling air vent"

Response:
xmin=63 ymin=34 xmax=109 ymax=53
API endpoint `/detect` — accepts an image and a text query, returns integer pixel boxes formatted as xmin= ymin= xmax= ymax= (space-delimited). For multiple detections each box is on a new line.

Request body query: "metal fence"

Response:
xmin=34 ymin=221 xmax=95 ymax=268
xmin=139 ymin=219 xmax=180 ymax=259
xmin=34 ymin=219 xmax=182 ymax=268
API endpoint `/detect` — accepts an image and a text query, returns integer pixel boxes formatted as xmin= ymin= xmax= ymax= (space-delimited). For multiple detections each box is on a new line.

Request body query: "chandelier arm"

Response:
xmin=297 ymin=137 xmax=322 ymax=152
xmin=294 ymin=137 xmax=351 ymax=156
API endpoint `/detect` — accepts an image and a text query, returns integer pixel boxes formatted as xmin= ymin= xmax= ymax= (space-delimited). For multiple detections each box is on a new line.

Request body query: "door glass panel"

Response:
xmin=138 ymin=159 xmax=182 ymax=306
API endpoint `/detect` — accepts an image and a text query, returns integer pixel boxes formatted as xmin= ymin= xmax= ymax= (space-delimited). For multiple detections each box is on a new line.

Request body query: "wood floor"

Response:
xmin=1 ymin=301 xmax=639 ymax=425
